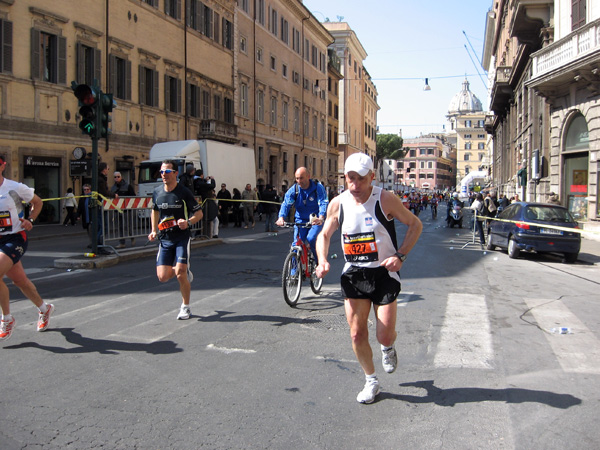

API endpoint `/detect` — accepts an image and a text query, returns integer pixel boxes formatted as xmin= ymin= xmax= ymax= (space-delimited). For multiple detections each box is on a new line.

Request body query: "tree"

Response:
xmin=375 ymin=133 xmax=405 ymax=181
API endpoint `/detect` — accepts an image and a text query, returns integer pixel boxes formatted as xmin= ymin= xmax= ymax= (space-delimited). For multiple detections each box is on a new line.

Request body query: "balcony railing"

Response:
xmin=532 ymin=18 xmax=600 ymax=78
xmin=496 ymin=66 xmax=512 ymax=84
xmin=197 ymin=119 xmax=238 ymax=143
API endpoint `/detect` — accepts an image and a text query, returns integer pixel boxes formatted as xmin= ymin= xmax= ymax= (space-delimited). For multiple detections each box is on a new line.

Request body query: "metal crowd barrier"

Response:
xmin=101 ymin=197 xmax=205 ymax=244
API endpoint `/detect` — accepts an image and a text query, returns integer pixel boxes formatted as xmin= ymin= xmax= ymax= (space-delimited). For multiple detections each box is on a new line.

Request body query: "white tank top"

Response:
xmin=338 ymin=186 xmax=400 ymax=282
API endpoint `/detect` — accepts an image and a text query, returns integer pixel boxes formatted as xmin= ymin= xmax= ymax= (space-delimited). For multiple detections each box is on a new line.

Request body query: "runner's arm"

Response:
xmin=380 ymin=189 xmax=423 ymax=271
xmin=148 ymin=209 xmax=159 ymax=241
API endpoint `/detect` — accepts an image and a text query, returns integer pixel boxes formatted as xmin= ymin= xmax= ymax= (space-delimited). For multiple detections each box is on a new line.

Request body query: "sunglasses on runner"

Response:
xmin=160 ymin=169 xmax=175 ymax=175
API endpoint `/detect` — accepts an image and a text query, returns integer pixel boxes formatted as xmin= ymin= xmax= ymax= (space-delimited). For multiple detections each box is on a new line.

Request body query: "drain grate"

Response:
xmin=301 ymin=314 xmax=374 ymax=331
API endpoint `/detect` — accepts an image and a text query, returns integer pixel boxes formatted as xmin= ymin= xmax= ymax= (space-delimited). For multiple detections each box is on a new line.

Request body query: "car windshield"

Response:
xmin=524 ymin=206 xmax=574 ymax=223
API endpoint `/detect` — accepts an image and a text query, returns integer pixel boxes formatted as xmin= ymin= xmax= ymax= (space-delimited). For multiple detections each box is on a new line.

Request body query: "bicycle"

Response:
xmin=281 ymin=222 xmax=323 ymax=307
xmin=431 ymin=202 xmax=438 ymax=220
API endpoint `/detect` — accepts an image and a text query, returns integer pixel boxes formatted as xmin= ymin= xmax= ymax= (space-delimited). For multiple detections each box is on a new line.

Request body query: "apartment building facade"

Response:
xmin=0 ymin=0 xmax=349 ymax=224
xmin=235 ymin=0 xmax=333 ymax=194
xmin=326 ymin=48 xmax=342 ymax=193
xmin=0 ymin=0 xmax=236 ymax=223
xmin=396 ymin=136 xmax=455 ymax=192
xmin=484 ymin=0 xmax=599 ymax=233
xmin=322 ymin=21 xmax=378 ymax=170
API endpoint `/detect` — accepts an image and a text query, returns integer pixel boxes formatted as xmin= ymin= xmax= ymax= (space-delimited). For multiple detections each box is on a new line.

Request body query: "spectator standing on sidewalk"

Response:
xmin=0 ymin=155 xmax=54 ymax=341
xmin=62 ymin=187 xmax=77 ymax=226
xmin=96 ymin=162 xmax=118 ymax=251
xmin=231 ymin=188 xmax=243 ymax=227
xmin=261 ymin=184 xmax=279 ymax=233
xmin=76 ymin=184 xmax=93 ymax=247
xmin=241 ymin=183 xmax=258 ymax=228
xmin=111 ymin=171 xmax=136 ymax=249
xmin=216 ymin=183 xmax=232 ymax=228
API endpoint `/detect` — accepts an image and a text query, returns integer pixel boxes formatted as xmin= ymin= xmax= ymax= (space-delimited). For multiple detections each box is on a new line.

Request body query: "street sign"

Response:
xmin=69 ymin=160 xmax=91 ymax=177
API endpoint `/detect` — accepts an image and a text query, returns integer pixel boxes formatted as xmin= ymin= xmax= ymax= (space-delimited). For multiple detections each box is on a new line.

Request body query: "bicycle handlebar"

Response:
xmin=280 ymin=222 xmax=312 ymax=228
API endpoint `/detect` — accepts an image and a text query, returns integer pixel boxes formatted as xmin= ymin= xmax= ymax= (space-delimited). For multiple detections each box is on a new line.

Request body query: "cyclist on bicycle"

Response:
xmin=276 ymin=167 xmax=328 ymax=260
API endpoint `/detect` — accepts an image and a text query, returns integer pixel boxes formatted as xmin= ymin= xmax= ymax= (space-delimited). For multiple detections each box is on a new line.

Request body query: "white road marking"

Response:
xmin=434 ymin=293 xmax=494 ymax=369
xmin=397 ymin=291 xmax=414 ymax=307
xmin=108 ymin=286 xmax=271 ymax=343
xmin=206 ymin=344 xmax=256 ymax=354
xmin=524 ymin=297 xmax=600 ymax=374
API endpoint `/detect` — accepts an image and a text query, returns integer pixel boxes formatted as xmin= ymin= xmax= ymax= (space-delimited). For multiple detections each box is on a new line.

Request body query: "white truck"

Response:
xmin=137 ymin=139 xmax=257 ymax=198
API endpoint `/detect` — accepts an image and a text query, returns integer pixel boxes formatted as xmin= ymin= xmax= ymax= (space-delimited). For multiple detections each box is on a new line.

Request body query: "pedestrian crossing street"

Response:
xmin=6 ymin=283 xmax=600 ymax=375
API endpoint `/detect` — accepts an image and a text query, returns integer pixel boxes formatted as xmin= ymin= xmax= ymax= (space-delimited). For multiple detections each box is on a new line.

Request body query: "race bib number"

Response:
xmin=0 ymin=211 xmax=13 ymax=233
xmin=158 ymin=216 xmax=177 ymax=231
xmin=343 ymin=232 xmax=378 ymax=263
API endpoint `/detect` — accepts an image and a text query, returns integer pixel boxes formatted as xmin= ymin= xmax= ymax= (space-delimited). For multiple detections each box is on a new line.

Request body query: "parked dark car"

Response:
xmin=486 ymin=202 xmax=581 ymax=263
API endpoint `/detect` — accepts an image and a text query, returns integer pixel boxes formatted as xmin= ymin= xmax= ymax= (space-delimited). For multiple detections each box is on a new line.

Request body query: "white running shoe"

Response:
xmin=356 ymin=380 xmax=380 ymax=404
xmin=177 ymin=306 xmax=191 ymax=320
xmin=37 ymin=304 xmax=55 ymax=332
xmin=0 ymin=317 xmax=16 ymax=341
xmin=382 ymin=346 xmax=398 ymax=374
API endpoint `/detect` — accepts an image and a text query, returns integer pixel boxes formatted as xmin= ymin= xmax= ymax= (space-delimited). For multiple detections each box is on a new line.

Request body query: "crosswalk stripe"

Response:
xmin=523 ymin=297 xmax=600 ymax=374
xmin=434 ymin=293 xmax=494 ymax=369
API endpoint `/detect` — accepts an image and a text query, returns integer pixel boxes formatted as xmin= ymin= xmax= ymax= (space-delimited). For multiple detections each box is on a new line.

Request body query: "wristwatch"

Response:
xmin=394 ymin=251 xmax=407 ymax=262
xmin=27 ymin=218 xmax=35 ymax=225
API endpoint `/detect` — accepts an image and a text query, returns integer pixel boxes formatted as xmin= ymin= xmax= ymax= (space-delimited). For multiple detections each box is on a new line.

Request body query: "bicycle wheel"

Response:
xmin=310 ymin=266 xmax=323 ymax=294
xmin=282 ymin=251 xmax=302 ymax=307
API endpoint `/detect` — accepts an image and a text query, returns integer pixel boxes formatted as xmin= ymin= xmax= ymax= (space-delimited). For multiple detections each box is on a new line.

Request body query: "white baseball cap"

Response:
xmin=344 ymin=153 xmax=373 ymax=176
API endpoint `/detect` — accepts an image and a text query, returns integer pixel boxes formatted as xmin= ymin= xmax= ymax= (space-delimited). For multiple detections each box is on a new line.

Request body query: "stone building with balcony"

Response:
xmin=483 ymin=0 xmax=552 ymax=205
xmin=484 ymin=0 xmax=599 ymax=233
xmin=527 ymin=0 xmax=600 ymax=229
xmin=0 ymin=0 xmax=237 ymax=223
xmin=235 ymin=0 xmax=333 ymax=193
xmin=321 ymin=22 xmax=378 ymax=171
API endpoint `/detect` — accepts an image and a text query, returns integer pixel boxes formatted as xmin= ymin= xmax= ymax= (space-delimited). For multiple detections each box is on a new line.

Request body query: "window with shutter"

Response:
xmin=572 ymin=0 xmax=587 ymax=31
xmin=1 ymin=19 xmax=13 ymax=74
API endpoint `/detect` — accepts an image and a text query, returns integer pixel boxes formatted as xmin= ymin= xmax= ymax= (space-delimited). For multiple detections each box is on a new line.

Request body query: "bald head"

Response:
xmin=295 ymin=167 xmax=310 ymax=189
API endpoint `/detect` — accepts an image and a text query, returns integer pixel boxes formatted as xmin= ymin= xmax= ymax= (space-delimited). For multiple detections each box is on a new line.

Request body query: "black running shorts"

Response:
xmin=340 ymin=265 xmax=401 ymax=306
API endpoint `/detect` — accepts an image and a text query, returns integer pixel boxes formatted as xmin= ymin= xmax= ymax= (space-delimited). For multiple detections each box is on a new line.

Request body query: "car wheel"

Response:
xmin=508 ymin=236 xmax=520 ymax=259
xmin=486 ymin=235 xmax=496 ymax=251
xmin=564 ymin=252 xmax=578 ymax=264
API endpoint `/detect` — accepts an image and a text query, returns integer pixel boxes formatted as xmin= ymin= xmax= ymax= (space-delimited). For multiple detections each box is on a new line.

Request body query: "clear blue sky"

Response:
xmin=302 ymin=0 xmax=492 ymax=138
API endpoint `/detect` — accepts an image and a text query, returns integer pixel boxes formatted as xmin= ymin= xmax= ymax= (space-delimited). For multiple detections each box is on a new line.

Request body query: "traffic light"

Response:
xmin=72 ymin=83 xmax=99 ymax=137
xmin=99 ymin=92 xmax=115 ymax=138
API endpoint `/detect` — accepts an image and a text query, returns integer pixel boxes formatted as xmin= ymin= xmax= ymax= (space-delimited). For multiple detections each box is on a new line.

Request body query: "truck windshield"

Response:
xmin=138 ymin=159 xmax=189 ymax=184
xmin=138 ymin=162 xmax=164 ymax=184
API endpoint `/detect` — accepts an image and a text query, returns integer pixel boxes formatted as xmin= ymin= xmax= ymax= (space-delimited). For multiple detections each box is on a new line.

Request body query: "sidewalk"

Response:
xmin=28 ymin=221 xmax=286 ymax=269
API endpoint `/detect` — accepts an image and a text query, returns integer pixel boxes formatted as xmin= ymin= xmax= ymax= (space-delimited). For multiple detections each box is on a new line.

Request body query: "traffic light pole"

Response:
xmin=72 ymin=81 xmax=113 ymax=255
xmin=90 ymin=88 xmax=106 ymax=254
xmin=90 ymin=134 xmax=99 ymax=254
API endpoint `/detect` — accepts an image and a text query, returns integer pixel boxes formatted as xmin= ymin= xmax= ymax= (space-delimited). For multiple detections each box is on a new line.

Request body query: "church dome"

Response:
xmin=448 ymin=79 xmax=482 ymax=115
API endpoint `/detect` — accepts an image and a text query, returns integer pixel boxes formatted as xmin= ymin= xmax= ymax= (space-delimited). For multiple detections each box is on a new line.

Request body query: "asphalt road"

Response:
xmin=2 ymin=210 xmax=600 ymax=449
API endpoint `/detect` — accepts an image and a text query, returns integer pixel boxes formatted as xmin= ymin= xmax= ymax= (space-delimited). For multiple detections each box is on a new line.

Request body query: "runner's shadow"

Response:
xmin=4 ymin=328 xmax=182 ymax=355
xmin=383 ymin=380 xmax=581 ymax=409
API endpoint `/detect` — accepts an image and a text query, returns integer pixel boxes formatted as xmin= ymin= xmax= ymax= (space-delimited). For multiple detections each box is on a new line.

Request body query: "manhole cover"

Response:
xmin=301 ymin=314 xmax=373 ymax=331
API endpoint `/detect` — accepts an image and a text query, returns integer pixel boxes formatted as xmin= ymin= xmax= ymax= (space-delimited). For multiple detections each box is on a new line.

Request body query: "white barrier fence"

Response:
xmin=100 ymin=197 xmax=205 ymax=244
